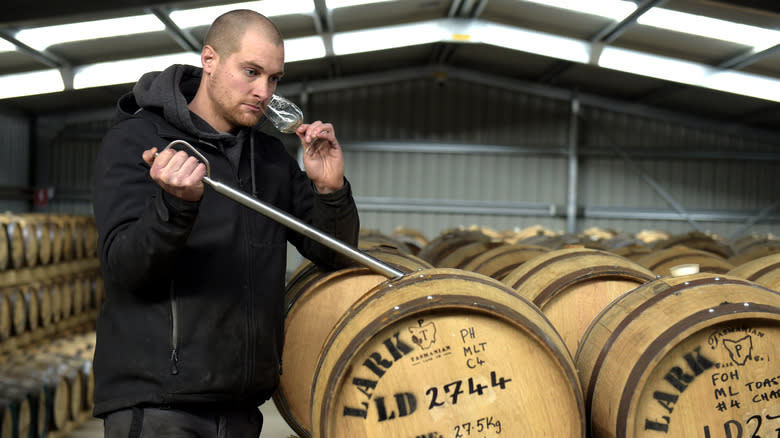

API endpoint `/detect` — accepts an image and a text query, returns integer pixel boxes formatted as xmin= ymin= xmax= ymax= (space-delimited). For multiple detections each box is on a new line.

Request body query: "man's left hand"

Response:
xmin=296 ymin=121 xmax=345 ymax=194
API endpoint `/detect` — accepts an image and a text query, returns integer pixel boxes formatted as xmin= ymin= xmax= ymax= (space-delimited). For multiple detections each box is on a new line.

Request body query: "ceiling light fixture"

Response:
xmin=15 ymin=15 xmax=165 ymax=51
xmin=326 ymin=0 xmax=399 ymax=8
xmin=73 ymin=53 xmax=201 ymax=89
xmin=524 ymin=0 xmax=780 ymax=51
xmin=519 ymin=0 xmax=637 ymax=22
xmin=332 ymin=18 xmax=590 ymax=63
xmin=0 ymin=38 xmax=16 ymax=53
xmin=285 ymin=36 xmax=327 ymax=62
xmin=72 ymin=34 xmax=326 ymax=90
xmin=599 ymin=46 xmax=780 ymax=103
xmin=471 ymin=20 xmax=590 ymax=63
xmin=599 ymin=46 xmax=711 ymax=85
xmin=170 ymin=0 xmax=315 ymax=29
xmin=0 ymin=70 xmax=64 ymax=99
xmin=638 ymin=8 xmax=780 ymax=50
xmin=332 ymin=20 xmax=449 ymax=55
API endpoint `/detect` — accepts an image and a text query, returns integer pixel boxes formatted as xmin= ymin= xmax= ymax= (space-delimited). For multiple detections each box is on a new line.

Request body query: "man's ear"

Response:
xmin=201 ymin=45 xmax=218 ymax=74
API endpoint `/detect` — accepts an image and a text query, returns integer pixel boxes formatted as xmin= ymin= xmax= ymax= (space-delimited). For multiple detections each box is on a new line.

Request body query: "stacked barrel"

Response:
xmin=1 ymin=213 xmax=101 ymax=438
xmin=277 ymin=225 xmax=780 ymax=438
xmin=0 ymin=332 xmax=96 ymax=438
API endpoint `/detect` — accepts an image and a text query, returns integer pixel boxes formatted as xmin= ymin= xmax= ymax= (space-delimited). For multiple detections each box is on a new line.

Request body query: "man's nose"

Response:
xmin=252 ymin=81 xmax=273 ymax=102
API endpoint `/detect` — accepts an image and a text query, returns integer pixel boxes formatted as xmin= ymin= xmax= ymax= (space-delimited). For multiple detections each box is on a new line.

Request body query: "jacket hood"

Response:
xmin=117 ymin=64 xmax=227 ymax=141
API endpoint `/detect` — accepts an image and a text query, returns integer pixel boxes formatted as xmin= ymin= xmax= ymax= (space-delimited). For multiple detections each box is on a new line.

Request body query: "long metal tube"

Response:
xmin=162 ymin=140 xmax=405 ymax=279
xmin=204 ymin=176 xmax=404 ymax=278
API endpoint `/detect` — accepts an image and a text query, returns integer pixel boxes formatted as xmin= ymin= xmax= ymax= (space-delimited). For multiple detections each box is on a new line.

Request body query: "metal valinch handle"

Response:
xmin=160 ymin=140 xmax=404 ymax=279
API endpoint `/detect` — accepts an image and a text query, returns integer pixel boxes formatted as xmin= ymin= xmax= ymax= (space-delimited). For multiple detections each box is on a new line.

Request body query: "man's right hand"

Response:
xmin=143 ymin=147 xmax=206 ymax=202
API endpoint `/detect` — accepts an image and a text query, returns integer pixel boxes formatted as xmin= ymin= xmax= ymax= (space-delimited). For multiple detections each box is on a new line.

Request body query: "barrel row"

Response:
xmin=0 ymin=214 xmax=98 ymax=272
xmin=274 ymin=229 xmax=780 ymax=438
xmin=0 ymin=331 xmax=95 ymax=438
xmin=412 ymin=227 xmax=779 ymax=355
xmin=407 ymin=227 xmax=778 ymax=281
xmin=0 ymin=273 xmax=103 ymax=353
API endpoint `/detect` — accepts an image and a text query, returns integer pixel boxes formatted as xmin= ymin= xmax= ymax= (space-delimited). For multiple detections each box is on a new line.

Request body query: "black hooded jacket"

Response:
xmin=91 ymin=64 xmax=359 ymax=416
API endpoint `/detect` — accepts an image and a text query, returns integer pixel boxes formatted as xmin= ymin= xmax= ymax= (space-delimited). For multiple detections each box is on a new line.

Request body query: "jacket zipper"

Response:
xmin=169 ymin=281 xmax=180 ymax=375
xmin=221 ymin=140 xmax=254 ymax=389
xmin=241 ymin=175 xmax=255 ymax=388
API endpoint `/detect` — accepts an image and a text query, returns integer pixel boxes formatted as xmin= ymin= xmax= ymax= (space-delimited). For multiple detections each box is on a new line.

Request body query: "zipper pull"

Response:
xmin=170 ymin=349 xmax=179 ymax=375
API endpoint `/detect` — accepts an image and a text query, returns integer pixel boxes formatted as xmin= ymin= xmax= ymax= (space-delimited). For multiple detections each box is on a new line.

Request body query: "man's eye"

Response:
xmin=245 ymin=69 xmax=257 ymax=76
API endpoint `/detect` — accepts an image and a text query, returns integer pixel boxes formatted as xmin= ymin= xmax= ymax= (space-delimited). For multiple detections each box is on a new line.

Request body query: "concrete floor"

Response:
xmin=64 ymin=402 xmax=300 ymax=438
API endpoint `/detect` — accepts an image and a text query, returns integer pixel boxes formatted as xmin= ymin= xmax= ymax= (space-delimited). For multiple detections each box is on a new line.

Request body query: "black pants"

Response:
xmin=103 ymin=405 xmax=263 ymax=438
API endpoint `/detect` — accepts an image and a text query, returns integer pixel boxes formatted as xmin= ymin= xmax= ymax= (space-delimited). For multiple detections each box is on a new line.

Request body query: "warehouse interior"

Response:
xmin=0 ymin=0 xmax=779 ymax=437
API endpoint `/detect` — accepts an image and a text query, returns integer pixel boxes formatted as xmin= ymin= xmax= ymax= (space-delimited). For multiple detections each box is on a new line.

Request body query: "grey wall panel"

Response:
xmin=307 ymin=77 xmax=574 ymax=240
xmin=309 ymin=78 xmax=570 ymax=147
xmin=0 ymin=111 xmax=30 ymax=213
xmin=343 ymin=148 xmax=568 ymax=239
xmin=33 ymin=118 xmax=107 ymax=215
xmin=579 ymin=100 xmax=778 ymax=239
xmin=582 ymin=107 xmax=777 ymax=154
xmin=0 ymin=113 xmax=30 ymax=185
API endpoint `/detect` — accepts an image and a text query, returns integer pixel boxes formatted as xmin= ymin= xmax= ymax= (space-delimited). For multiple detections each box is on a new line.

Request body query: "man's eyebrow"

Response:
xmin=242 ymin=61 xmax=284 ymax=77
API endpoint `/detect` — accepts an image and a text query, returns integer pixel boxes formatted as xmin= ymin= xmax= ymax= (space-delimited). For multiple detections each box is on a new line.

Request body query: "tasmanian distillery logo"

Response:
xmin=409 ymin=319 xmax=437 ymax=349
xmin=408 ymin=319 xmax=452 ymax=366
xmin=723 ymin=336 xmax=753 ymax=366
xmin=708 ymin=327 xmax=767 ymax=368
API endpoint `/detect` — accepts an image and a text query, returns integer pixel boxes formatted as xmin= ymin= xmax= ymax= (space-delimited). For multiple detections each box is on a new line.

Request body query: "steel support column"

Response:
xmin=566 ymin=96 xmax=580 ymax=234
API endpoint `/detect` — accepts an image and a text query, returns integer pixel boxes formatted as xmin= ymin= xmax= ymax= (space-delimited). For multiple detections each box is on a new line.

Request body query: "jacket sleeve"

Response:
xmin=92 ymin=118 xmax=200 ymax=294
xmin=287 ymin=160 xmax=361 ymax=271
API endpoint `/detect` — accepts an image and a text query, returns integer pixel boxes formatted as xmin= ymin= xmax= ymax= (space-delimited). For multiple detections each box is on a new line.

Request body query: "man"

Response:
xmin=92 ymin=9 xmax=359 ymax=437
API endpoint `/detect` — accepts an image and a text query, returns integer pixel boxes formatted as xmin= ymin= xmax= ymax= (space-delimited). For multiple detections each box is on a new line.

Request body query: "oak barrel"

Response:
xmin=50 ymin=216 xmax=76 ymax=262
xmin=21 ymin=285 xmax=40 ymax=333
xmin=0 ymin=292 xmax=10 ymax=341
xmin=575 ymin=272 xmax=780 ymax=437
xmin=636 ymin=246 xmax=734 ymax=276
xmin=0 ymin=218 xmax=25 ymax=270
xmin=274 ymin=246 xmax=432 ymax=437
xmin=48 ymin=218 xmax=65 ymax=264
xmin=310 ymin=268 xmax=585 ymax=438
xmin=6 ymin=287 xmax=27 ymax=336
xmin=0 ymin=399 xmax=12 ymax=438
xmin=502 ymin=247 xmax=656 ymax=355
xmin=80 ymin=217 xmax=99 ymax=259
xmin=49 ymin=281 xmax=63 ymax=323
xmin=71 ymin=276 xmax=85 ymax=315
xmin=90 ymin=274 xmax=105 ymax=309
xmin=461 ymin=243 xmax=549 ymax=281
xmin=652 ymin=231 xmax=735 ymax=259
xmin=727 ymin=253 xmax=780 ymax=292
xmin=417 ymin=229 xmax=494 ymax=266
xmin=23 ymin=215 xmax=53 ymax=266
xmin=28 ymin=353 xmax=86 ymax=422
xmin=435 ymin=240 xmax=507 ymax=269
xmin=5 ymin=215 xmax=40 ymax=269
xmin=608 ymin=243 xmax=653 ymax=262
xmin=0 ymin=225 xmax=7 ymax=272
xmin=32 ymin=283 xmax=53 ymax=328
xmin=391 ymin=227 xmax=429 ymax=255
xmin=0 ymin=378 xmax=46 ymax=438
xmin=0 ymin=388 xmax=31 ymax=438
xmin=59 ymin=278 xmax=74 ymax=320
xmin=45 ymin=332 xmax=96 ymax=410
xmin=728 ymin=237 xmax=780 ymax=267
xmin=358 ymin=232 xmax=414 ymax=254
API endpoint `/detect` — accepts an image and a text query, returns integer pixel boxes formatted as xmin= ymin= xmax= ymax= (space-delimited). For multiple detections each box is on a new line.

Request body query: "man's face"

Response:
xmin=207 ymin=29 xmax=284 ymax=132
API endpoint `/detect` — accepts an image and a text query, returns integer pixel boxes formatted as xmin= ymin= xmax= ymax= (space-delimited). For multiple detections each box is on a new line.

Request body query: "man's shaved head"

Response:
xmin=204 ymin=9 xmax=283 ymax=56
